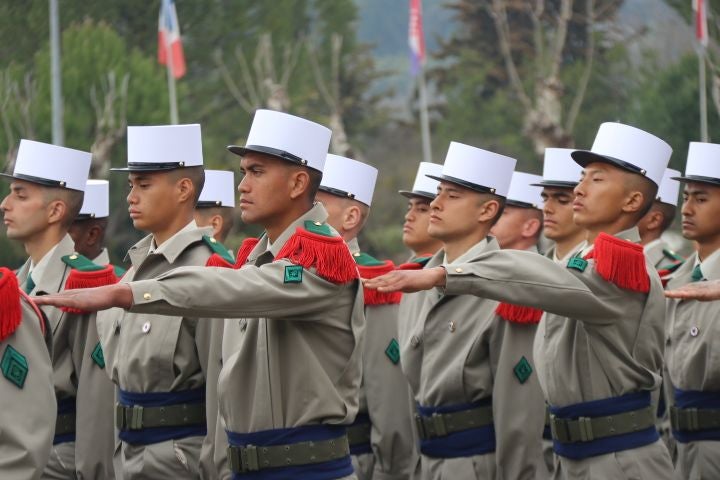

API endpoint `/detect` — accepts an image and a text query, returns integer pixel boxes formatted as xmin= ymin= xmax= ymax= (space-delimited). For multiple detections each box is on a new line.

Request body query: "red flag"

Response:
xmin=694 ymin=0 xmax=709 ymax=47
xmin=158 ymin=0 xmax=186 ymax=78
xmin=408 ymin=0 xmax=426 ymax=75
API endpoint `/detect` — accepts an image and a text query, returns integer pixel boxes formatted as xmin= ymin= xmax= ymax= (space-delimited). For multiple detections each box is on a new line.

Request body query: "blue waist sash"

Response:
xmin=672 ymin=388 xmax=720 ymax=443
xmin=348 ymin=412 xmax=372 ymax=456
xmin=226 ymin=424 xmax=353 ymax=480
xmin=54 ymin=397 xmax=76 ymax=445
xmin=549 ymin=391 xmax=658 ymax=460
xmin=416 ymin=398 xmax=496 ymax=459
xmin=118 ymin=385 xmax=206 ymax=445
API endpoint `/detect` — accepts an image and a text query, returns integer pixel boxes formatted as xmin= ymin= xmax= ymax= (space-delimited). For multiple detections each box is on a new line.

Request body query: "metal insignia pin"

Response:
xmin=448 ymin=321 xmax=456 ymax=332
xmin=690 ymin=326 xmax=699 ymax=337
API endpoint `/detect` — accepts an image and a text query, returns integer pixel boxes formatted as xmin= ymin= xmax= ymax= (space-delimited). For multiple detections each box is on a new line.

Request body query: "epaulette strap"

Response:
xmin=585 ymin=232 xmax=650 ymax=293
xmin=113 ymin=264 xmax=127 ymax=279
xmin=61 ymin=253 xmax=106 ymax=272
xmin=0 ymin=267 xmax=22 ymax=341
xmin=353 ymin=251 xmax=386 ymax=267
xmin=358 ymin=260 xmax=402 ymax=306
xmin=274 ymin=227 xmax=358 ymax=284
xmin=234 ymin=237 xmax=260 ymax=268
xmin=495 ymin=302 xmax=543 ymax=324
xmin=397 ymin=254 xmax=433 ymax=271
xmin=202 ymin=235 xmax=235 ymax=266
xmin=663 ymin=248 xmax=684 ymax=263
xmin=63 ymin=260 xmax=119 ymax=314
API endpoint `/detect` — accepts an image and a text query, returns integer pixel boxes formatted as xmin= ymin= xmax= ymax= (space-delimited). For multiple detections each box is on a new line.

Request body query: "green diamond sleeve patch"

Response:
xmin=513 ymin=356 xmax=533 ymax=384
xmin=385 ymin=338 xmax=400 ymax=365
xmin=567 ymin=257 xmax=588 ymax=272
xmin=2 ymin=345 xmax=28 ymax=388
xmin=91 ymin=341 xmax=105 ymax=369
xmin=284 ymin=265 xmax=304 ymax=284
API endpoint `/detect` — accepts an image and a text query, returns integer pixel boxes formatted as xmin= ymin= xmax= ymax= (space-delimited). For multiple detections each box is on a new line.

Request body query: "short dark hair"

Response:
xmin=306 ymin=167 xmax=323 ymax=200
xmin=168 ymin=166 xmax=205 ymax=204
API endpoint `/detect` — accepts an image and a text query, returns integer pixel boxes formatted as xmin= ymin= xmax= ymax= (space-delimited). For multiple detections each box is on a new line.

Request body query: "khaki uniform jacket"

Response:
xmin=126 ymin=204 xmax=364 ymax=438
xmin=0 ymin=293 xmax=56 ymax=479
xmin=443 ymin=228 xmax=672 ymax=479
xmin=399 ymin=238 xmax=546 ymax=480
xmin=666 ymin=253 xmax=720 ymax=479
xmin=17 ymin=234 xmax=116 ymax=480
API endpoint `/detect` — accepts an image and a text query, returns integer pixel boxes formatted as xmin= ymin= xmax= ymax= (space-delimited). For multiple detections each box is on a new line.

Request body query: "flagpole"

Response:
xmin=417 ymin=65 xmax=432 ymax=163
xmin=166 ymin=39 xmax=179 ymax=125
xmin=49 ymin=0 xmax=64 ymax=145
xmin=699 ymin=43 xmax=709 ymax=142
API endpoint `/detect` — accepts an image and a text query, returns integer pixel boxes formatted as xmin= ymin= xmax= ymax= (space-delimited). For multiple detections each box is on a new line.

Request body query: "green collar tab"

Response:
xmin=2 ymin=345 xmax=28 ymax=388
xmin=353 ymin=252 xmax=385 ymax=267
xmin=91 ymin=342 xmax=105 ymax=369
xmin=513 ymin=356 xmax=533 ymax=384
xmin=385 ymin=338 xmax=400 ymax=364
xmin=113 ymin=264 xmax=127 ymax=278
xmin=567 ymin=257 xmax=588 ymax=272
xmin=61 ymin=253 xmax=105 ymax=272
xmin=202 ymin=235 xmax=234 ymax=264
xmin=410 ymin=256 xmax=431 ymax=266
xmin=284 ymin=265 xmax=303 ymax=283
xmin=304 ymin=220 xmax=334 ymax=237
xmin=663 ymin=249 xmax=684 ymax=263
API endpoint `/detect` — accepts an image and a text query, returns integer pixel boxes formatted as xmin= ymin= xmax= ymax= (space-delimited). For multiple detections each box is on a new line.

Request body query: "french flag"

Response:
xmin=408 ymin=0 xmax=426 ymax=76
xmin=158 ymin=0 xmax=186 ymax=79
xmin=694 ymin=0 xmax=709 ymax=47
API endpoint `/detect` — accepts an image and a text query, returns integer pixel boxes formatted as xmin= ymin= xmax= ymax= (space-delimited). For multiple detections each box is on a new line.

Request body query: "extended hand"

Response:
xmin=33 ymin=284 xmax=134 ymax=311
xmin=362 ymin=266 xmax=447 ymax=293
xmin=665 ymin=280 xmax=720 ymax=301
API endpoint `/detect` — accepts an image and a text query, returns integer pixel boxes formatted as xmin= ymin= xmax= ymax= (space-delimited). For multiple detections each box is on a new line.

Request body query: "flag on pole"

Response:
xmin=408 ymin=0 xmax=426 ymax=76
xmin=158 ymin=0 xmax=186 ymax=78
xmin=694 ymin=0 xmax=709 ymax=47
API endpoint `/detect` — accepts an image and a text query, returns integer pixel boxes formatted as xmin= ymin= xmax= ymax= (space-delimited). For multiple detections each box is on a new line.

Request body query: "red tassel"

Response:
xmin=62 ymin=265 xmax=119 ymax=314
xmin=0 ymin=267 xmax=22 ymax=341
xmin=398 ymin=253 xmax=433 ymax=271
xmin=585 ymin=232 xmax=650 ymax=293
xmin=358 ymin=261 xmax=402 ymax=306
xmin=234 ymin=237 xmax=260 ymax=268
xmin=206 ymin=253 xmax=235 ymax=269
xmin=275 ymin=227 xmax=358 ymax=284
xmin=495 ymin=302 xmax=543 ymax=324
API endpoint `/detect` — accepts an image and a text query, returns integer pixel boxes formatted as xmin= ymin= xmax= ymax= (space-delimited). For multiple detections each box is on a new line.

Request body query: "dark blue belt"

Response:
xmin=549 ymin=391 xmax=658 ymax=459
xmin=54 ymin=397 xmax=76 ymax=445
xmin=226 ymin=424 xmax=353 ymax=480
xmin=347 ymin=412 xmax=372 ymax=455
xmin=117 ymin=386 xmax=206 ymax=445
xmin=672 ymin=388 xmax=720 ymax=443
xmin=416 ymin=398 xmax=496 ymax=459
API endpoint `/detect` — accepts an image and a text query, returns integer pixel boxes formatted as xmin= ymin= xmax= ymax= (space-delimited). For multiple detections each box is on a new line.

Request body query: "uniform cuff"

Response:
xmin=129 ymin=279 xmax=162 ymax=307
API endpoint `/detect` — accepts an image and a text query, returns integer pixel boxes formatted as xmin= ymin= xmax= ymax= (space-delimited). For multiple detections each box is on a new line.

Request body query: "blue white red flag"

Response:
xmin=408 ymin=0 xmax=426 ymax=75
xmin=694 ymin=0 xmax=709 ymax=47
xmin=158 ymin=0 xmax=187 ymax=78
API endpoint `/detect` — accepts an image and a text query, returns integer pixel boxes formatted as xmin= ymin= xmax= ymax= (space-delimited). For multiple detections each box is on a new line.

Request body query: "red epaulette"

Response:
xmin=495 ymin=302 xmax=543 ymax=324
xmin=234 ymin=237 xmax=260 ymax=268
xmin=357 ymin=259 xmax=402 ymax=306
xmin=585 ymin=232 xmax=650 ymax=293
xmin=0 ymin=267 xmax=22 ymax=341
xmin=61 ymin=254 xmax=119 ymax=314
xmin=397 ymin=253 xmax=433 ymax=270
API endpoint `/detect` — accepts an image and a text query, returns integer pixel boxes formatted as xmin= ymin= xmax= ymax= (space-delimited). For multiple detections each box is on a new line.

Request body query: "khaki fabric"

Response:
xmin=399 ymin=238 xmax=547 ymax=480
xmin=0 ymin=295 xmax=56 ymax=479
xmin=443 ymin=228 xmax=673 ymax=479
xmin=126 ymin=204 xmax=363 ymax=477
xmin=645 ymin=239 xmax=679 ymax=270
xmin=97 ymin=224 xmax=217 ymax=479
xmin=17 ymin=234 xmax=115 ymax=480
xmin=666 ymin=252 xmax=720 ymax=479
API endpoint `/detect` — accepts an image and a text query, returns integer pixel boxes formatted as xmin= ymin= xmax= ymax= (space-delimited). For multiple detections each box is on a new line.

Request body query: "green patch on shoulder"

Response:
xmin=353 ymin=252 xmax=385 ymax=267
xmin=410 ymin=256 xmax=432 ymax=267
xmin=567 ymin=257 xmax=588 ymax=272
xmin=304 ymin=220 xmax=334 ymax=237
xmin=513 ymin=356 xmax=533 ymax=384
xmin=61 ymin=253 xmax=105 ymax=272
xmin=1 ymin=345 xmax=28 ymax=388
xmin=284 ymin=265 xmax=304 ymax=284
xmin=202 ymin=235 xmax=234 ymax=264
xmin=91 ymin=342 xmax=105 ymax=369
xmin=113 ymin=264 xmax=127 ymax=278
xmin=385 ymin=338 xmax=400 ymax=365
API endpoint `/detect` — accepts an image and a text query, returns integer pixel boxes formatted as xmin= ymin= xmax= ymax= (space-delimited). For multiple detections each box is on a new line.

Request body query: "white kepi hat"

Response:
xmin=0 ymin=139 xmax=91 ymax=191
xmin=319 ymin=154 xmax=378 ymax=206
xmin=506 ymin=172 xmax=543 ymax=209
xmin=673 ymin=142 xmax=720 ymax=186
xmin=77 ymin=180 xmax=109 ymax=219
xmin=657 ymin=168 xmax=681 ymax=207
xmin=399 ymin=162 xmax=442 ymax=200
xmin=112 ymin=124 xmax=204 ymax=172
xmin=427 ymin=142 xmax=517 ymax=198
xmin=197 ymin=170 xmax=236 ymax=208
xmin=227 ymin=110 xmax=332 ymax=172
xmin=571 ymin=122 xmax=671 ymax=186
xmin=532 ymin=148 xmax=583 ymax=188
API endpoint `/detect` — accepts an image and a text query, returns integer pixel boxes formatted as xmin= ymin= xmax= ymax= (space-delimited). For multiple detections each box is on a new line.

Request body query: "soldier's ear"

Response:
xmin=45 ymin=198 xmax=67 ymax=226
xmin=288 ymin=169 xmax=310 ymax=200
xmin=176 ymin=177 xmax=195 ymax=204
xmin=477 ymin=199 xmax=500 ymax=224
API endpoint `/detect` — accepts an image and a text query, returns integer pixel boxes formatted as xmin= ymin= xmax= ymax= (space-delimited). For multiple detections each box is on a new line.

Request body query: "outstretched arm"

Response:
xmin=665 ymin=280 xmax=720 ymax=301
xmin=33 ymin=283 xmax=133 ymax=312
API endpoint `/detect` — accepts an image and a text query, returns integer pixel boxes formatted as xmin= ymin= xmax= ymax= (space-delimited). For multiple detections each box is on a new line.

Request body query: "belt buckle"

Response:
xmin=414 ymin=413 xmax=427 ymax=440
xmin=549 ymin=414 xmax=569 ymax=443
xmin=578 ymin=416 xmax=594 ymax=442
xmin=129 ymin=405 xmax=144 ymax=430
xmin=240 ymin=445 xmax=260 ymax=472
xmin=432 ymin=413 xmax=448 ymax=437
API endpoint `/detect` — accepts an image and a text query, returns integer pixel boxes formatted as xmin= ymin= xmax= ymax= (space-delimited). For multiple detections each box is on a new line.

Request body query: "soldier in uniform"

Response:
xmin=0 ymin=140 xmax=116 ymax=480
xmin=35 ymin=109 xmax=365 ymax=480
xmin=490 ymin=171 xmax=544 ymax=253
xmin=399 ymin=162 xmax=443 ymax=259
xmin=68 ymin=179 xmax=126 ymax=277
xmin=316 ymin=154 xmax=417 ymax=480
xmin=0 ymin=266 xmax=56 ymax=479
xmin=534 ymin=149 xmax=586 ymax=264
xmin=365 ymin=123 xmax=676 ymax=480
xmin=194 ymin=169 xmax=236 ymax=244
xmin=662 ymin=142 xmax=720 ymax=479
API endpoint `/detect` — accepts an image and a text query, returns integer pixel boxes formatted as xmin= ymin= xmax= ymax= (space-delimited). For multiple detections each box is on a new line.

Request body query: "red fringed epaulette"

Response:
xmin=397 ymin=253 xmax=433 ymax=270
xmin=202 ymin=235 xmax=235 ymax=268
xmin=358 ymin=261 xmax=402 ymax=306
xmin=234 ymin=237 xmax=260 ymax=268
xmin=495 ymin=302 xmax=543 ymax=324
xmin=206 ymin=254 xmax=235 ymax=269
xmin=63 ymin=263 xmax=118 ymax=314
xmin=0 ymin=267 xmax=22 ymax=341
xmin=274 ymin=227 xmax=358 ymax=284
xmin=584 ymin=232 xmax=650 ymax=293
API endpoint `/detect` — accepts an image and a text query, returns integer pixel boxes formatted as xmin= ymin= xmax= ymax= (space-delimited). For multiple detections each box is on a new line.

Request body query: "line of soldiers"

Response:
xmin=0 ymin=108 xmax=718 ymax=480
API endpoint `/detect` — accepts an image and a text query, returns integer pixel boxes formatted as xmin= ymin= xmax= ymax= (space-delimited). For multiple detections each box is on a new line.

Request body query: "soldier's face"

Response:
xmin=237 ymin=153 xmax=295 ymax=225
xmin=541 ymin=187 xmax=582 ymax=241
xmin=126 ymin=172 xmax=180 ymax=233
xmin=681 ymin=182 xmax=720 ymax=242
xmin=572 ymin=163 xmax=628 ymax=228
xmin=315 ymin=191 xmax=346 ymax=231
xmin=403 ymin=197 xmax=434 ymax=251
xmin=428 ymin=182 xmax=485 ymax=241
xmin=490 ymin=206 xmax=538 ymax=249
xmin=1 ymin=180 xmax=53 ymax=241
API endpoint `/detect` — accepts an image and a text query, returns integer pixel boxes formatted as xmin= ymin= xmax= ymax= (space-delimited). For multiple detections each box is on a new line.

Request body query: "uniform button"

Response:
xmin=410 ymin=335 xmax=421 ymax=348
xmin=69 ymin=254 xmax=78 ymax=260
xmin=690 ymin=326 xmax=699 ymax=337
xmin=448 ymin=321 xmax=456 ymax=332
xmin=143 ymin=293 xmax=151 ymax=301
xmin=314 ymin=221 xmax=322 ymax=226
xmin=142 ymin=322 xmax=151 ymax=333
xmin=353 ymin=252 xmax=361 ymax=257
xmin=455 ymin=267 xmax=463 ymax=273
xmin=210 ymin=237 xmax=217 ymax=243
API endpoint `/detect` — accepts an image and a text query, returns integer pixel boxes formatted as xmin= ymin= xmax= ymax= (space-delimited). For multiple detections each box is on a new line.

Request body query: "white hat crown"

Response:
xmin=432 ymin=142 xmax=516 ymax=198
xmin=125 ymin=124 xmax=203 ymax=169
xmin=539 ymin=148 xmax=583 ymax=186
xmin=8 ymin=140 xmax=91 ymax=191
xmin=198 ymin=170 xmax=236 ymax=208
xmin=507 ymin=172 xmax=544 ymax=208
xmin=657 ymin=168 xmax=680 ymax=206
xmin=79 ymin=180 xmax=109 ymax=218
xmin=681 ymin=142 xmax=720 ymax=182
xmin=319 ymin=154 xmax=378 ymax=206
xmin=401 ymin=162 xmax=442 ymax=199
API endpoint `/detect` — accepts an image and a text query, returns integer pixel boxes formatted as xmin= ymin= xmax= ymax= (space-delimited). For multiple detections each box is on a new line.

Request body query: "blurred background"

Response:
xmin=0 ymin=0 xmax=715 ymax=266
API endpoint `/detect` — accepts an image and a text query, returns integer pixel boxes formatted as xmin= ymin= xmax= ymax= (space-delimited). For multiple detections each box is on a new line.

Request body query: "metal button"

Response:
xmin=448 ymin=321 xmax=456 ymax=332
xmin=690 ymin=326 xmax=699 ymax=337
xmin=353 ymin=252 xmax=361 ymax=257
xmin=210 ymin=237 xmax=217 ymax=244
xmin=142 ymin=322 xmax=151 ymax=333
xmin=455 ymin=267 xmax=463 ymax=273
xmin=143 ymin=293 xmax=151 ymax=301
xmin=69 ymin=254 xmax=78 ymax=260
xmin=410 ymin=335 xmax=420 ymax=347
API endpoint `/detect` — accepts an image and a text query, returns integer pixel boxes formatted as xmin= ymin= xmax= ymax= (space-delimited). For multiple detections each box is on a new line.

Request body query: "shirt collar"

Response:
xmin=149 ymin=220 xmax=197 ymax=255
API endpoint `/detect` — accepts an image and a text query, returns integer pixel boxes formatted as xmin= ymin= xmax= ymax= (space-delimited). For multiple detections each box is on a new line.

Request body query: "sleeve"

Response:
xmin=129 ymin=260 xmax=357 ymax=319
xmin=491 ymin=318 xmax=547 ymax=480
